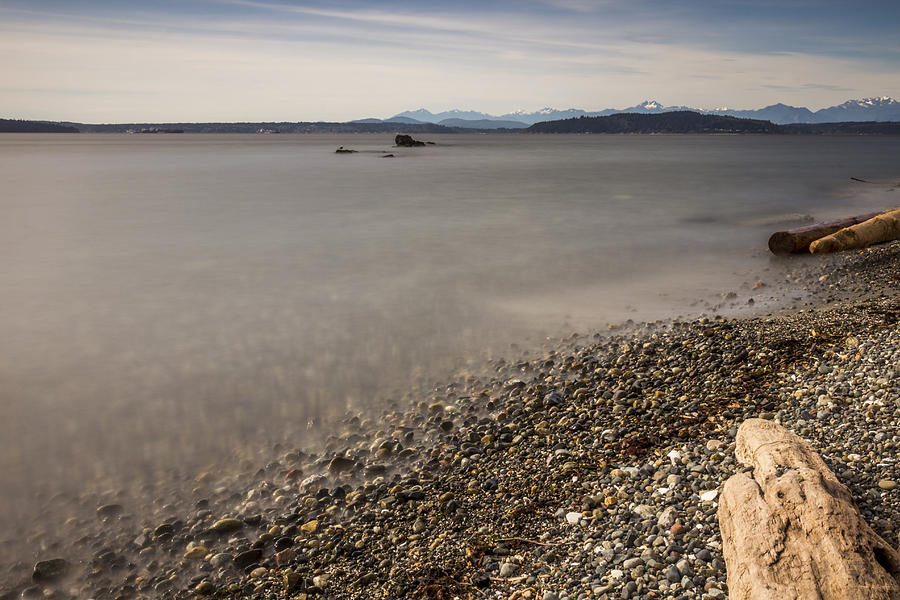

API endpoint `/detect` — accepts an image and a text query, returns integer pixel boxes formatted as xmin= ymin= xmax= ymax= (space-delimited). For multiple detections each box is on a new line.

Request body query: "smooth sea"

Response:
xmin=1 ymin=132 xmax=898 ymax=543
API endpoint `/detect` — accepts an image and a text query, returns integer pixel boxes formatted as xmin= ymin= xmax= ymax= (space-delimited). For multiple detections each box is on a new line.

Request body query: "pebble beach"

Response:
xmin=5 ymin=240 xmax=900 ymax=600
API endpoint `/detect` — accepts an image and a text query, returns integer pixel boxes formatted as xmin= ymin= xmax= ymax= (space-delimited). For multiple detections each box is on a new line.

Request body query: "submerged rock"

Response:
xmin=32 ymin=558 xmax=69 ymax=582
xmin=328 ymin=456 xmax=357 ymax=473
xmin=96 ymin=504 xmax=124 ymax=520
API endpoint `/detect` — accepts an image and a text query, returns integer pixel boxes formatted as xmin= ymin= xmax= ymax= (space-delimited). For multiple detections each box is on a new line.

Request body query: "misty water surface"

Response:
xmin=1 ymin=133 xmax=898 ymax=548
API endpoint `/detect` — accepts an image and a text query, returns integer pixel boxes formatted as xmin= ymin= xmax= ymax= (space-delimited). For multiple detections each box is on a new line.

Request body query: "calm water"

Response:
xmin=1 ymin=133 xmax=898 ymax=542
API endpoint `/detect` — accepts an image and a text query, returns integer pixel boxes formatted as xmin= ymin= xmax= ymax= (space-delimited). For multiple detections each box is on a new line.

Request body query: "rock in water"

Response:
xmin=328 ymin=456 xmax=356 ymax=473
xmin=718 ymin=418 xmax=900 ymax=599
xmin=96 ymin=504 xmax=124 ymax=520
xmin=32 ymin=558 xmax=70 ymax=582
xmin=394 ymin=134 xmax=426 ymax=147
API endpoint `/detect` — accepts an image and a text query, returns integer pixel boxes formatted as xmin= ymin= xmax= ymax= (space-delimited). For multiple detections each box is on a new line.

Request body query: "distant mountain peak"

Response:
xmin=392 ymin=108 xmax=437 ymax=119
xmin=389 ymin=96 xmax=900 ymax=127
xmin=838 ymin=96 xmax=897 ymax=108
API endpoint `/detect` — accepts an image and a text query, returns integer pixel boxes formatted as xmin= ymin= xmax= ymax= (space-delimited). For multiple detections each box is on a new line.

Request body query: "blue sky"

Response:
xmin=1 ymin=0 xmax=898 ymax=121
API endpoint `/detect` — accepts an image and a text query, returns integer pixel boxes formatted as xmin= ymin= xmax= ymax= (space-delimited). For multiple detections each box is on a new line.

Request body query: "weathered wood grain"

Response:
xmin=810 ymin=208 xmax=900 ymax=254
xmin=719 ymin=418 xmax=900 ymax=599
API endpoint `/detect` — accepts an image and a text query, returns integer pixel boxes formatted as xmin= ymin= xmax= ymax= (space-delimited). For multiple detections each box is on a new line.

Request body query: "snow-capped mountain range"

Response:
xmin=373 ymin=97 xmax=900 ymax=127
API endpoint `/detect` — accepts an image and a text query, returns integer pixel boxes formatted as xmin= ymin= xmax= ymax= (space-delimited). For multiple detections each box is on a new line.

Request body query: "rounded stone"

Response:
xmin=209 ymin=518 xmax=243 ymax=533
xmin=194 ymin=581 xmax=216 ymax=596
xmin=184 ymin=546 xmax=208 ymax=559
xmin=210 ymin=553 xmax=233 ymax=568
xmin=32 ymin=559 xmax=69 ymax=582
xmin=301 ymin=519 xmax=319 ymax=533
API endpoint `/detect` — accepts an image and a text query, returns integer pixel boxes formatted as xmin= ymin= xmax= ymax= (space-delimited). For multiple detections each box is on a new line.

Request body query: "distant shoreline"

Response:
xmin=4 ymin=112 xmax=900 ymax=135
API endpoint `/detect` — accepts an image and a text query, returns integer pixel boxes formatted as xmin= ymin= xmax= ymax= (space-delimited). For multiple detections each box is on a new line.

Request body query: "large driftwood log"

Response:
xmin=810 ymin=208 xmax=900 ymax=254
xmin=768 ymin=212 xmax=881 ymax=254
xmin=719 ymin=419 xmax=900 ymax=600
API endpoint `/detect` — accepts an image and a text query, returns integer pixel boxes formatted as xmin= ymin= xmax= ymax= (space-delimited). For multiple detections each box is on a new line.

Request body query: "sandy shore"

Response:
xmin=4 ymin=241 xmax=900 ymax=600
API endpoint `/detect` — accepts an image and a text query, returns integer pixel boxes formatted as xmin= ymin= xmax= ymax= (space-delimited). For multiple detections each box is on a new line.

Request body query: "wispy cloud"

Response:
xmin=801 ymin=83 xmax=856 ymax=92
xmin=763 ymin=83 xmax=855 ymax=92
xmin=0 ymin=0 xmax=896 ymax=120
xmin=0 ymin=87 xmax=155 ymax=96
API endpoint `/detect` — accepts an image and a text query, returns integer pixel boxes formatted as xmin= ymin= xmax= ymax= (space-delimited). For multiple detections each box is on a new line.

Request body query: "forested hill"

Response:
xmin=784 ymin=121 xmax=900 ymax=134
xmin=0 ymin=119 xmax=79 ymax=133
xmin=526 ymin=111 xmax=900 ymax=134
xmin=526 ymin=111 xmax=780 ymax=133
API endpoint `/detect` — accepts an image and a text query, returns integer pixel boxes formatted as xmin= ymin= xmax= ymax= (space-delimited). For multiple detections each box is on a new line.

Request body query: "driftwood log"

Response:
xmin=810 ymin=208 xmax=900 ymax=254
xmin=768 ymin=212 xmax=881 ymax=254
xmin=719 ymin=419 xmax=900 ymax=600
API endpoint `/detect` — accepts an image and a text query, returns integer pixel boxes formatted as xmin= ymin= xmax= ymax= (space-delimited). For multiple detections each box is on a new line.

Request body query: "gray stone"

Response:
xmin=210 ymin=553 xmax=233 ymax=568
xmin=665 ymin=565 xmax=681 ymax=583
xmin=234 ymin=549 xmax=263 ymax=570
xmin=657 ymin=507 xmax=678 ymax=529
xmin=412 ymin=518 xmax=427 ymax=533
xmin=32 ymin=559 xmax=69 ymax=582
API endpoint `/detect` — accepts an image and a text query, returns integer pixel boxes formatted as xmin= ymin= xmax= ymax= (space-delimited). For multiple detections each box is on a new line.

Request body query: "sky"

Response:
xmin=1 ymin=0 xmax=899 ymax=122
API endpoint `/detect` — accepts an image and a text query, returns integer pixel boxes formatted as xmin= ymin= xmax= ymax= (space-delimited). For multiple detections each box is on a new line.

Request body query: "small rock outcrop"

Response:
xmin=718 ymin=419 xmax=900 ymax=599
xmin=394 ymin=134 xmax=426 ymax=147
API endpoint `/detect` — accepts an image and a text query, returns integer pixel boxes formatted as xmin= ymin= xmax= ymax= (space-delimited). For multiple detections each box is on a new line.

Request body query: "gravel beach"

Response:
xmin=4 ymin=241 xmax=900 ymax=600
